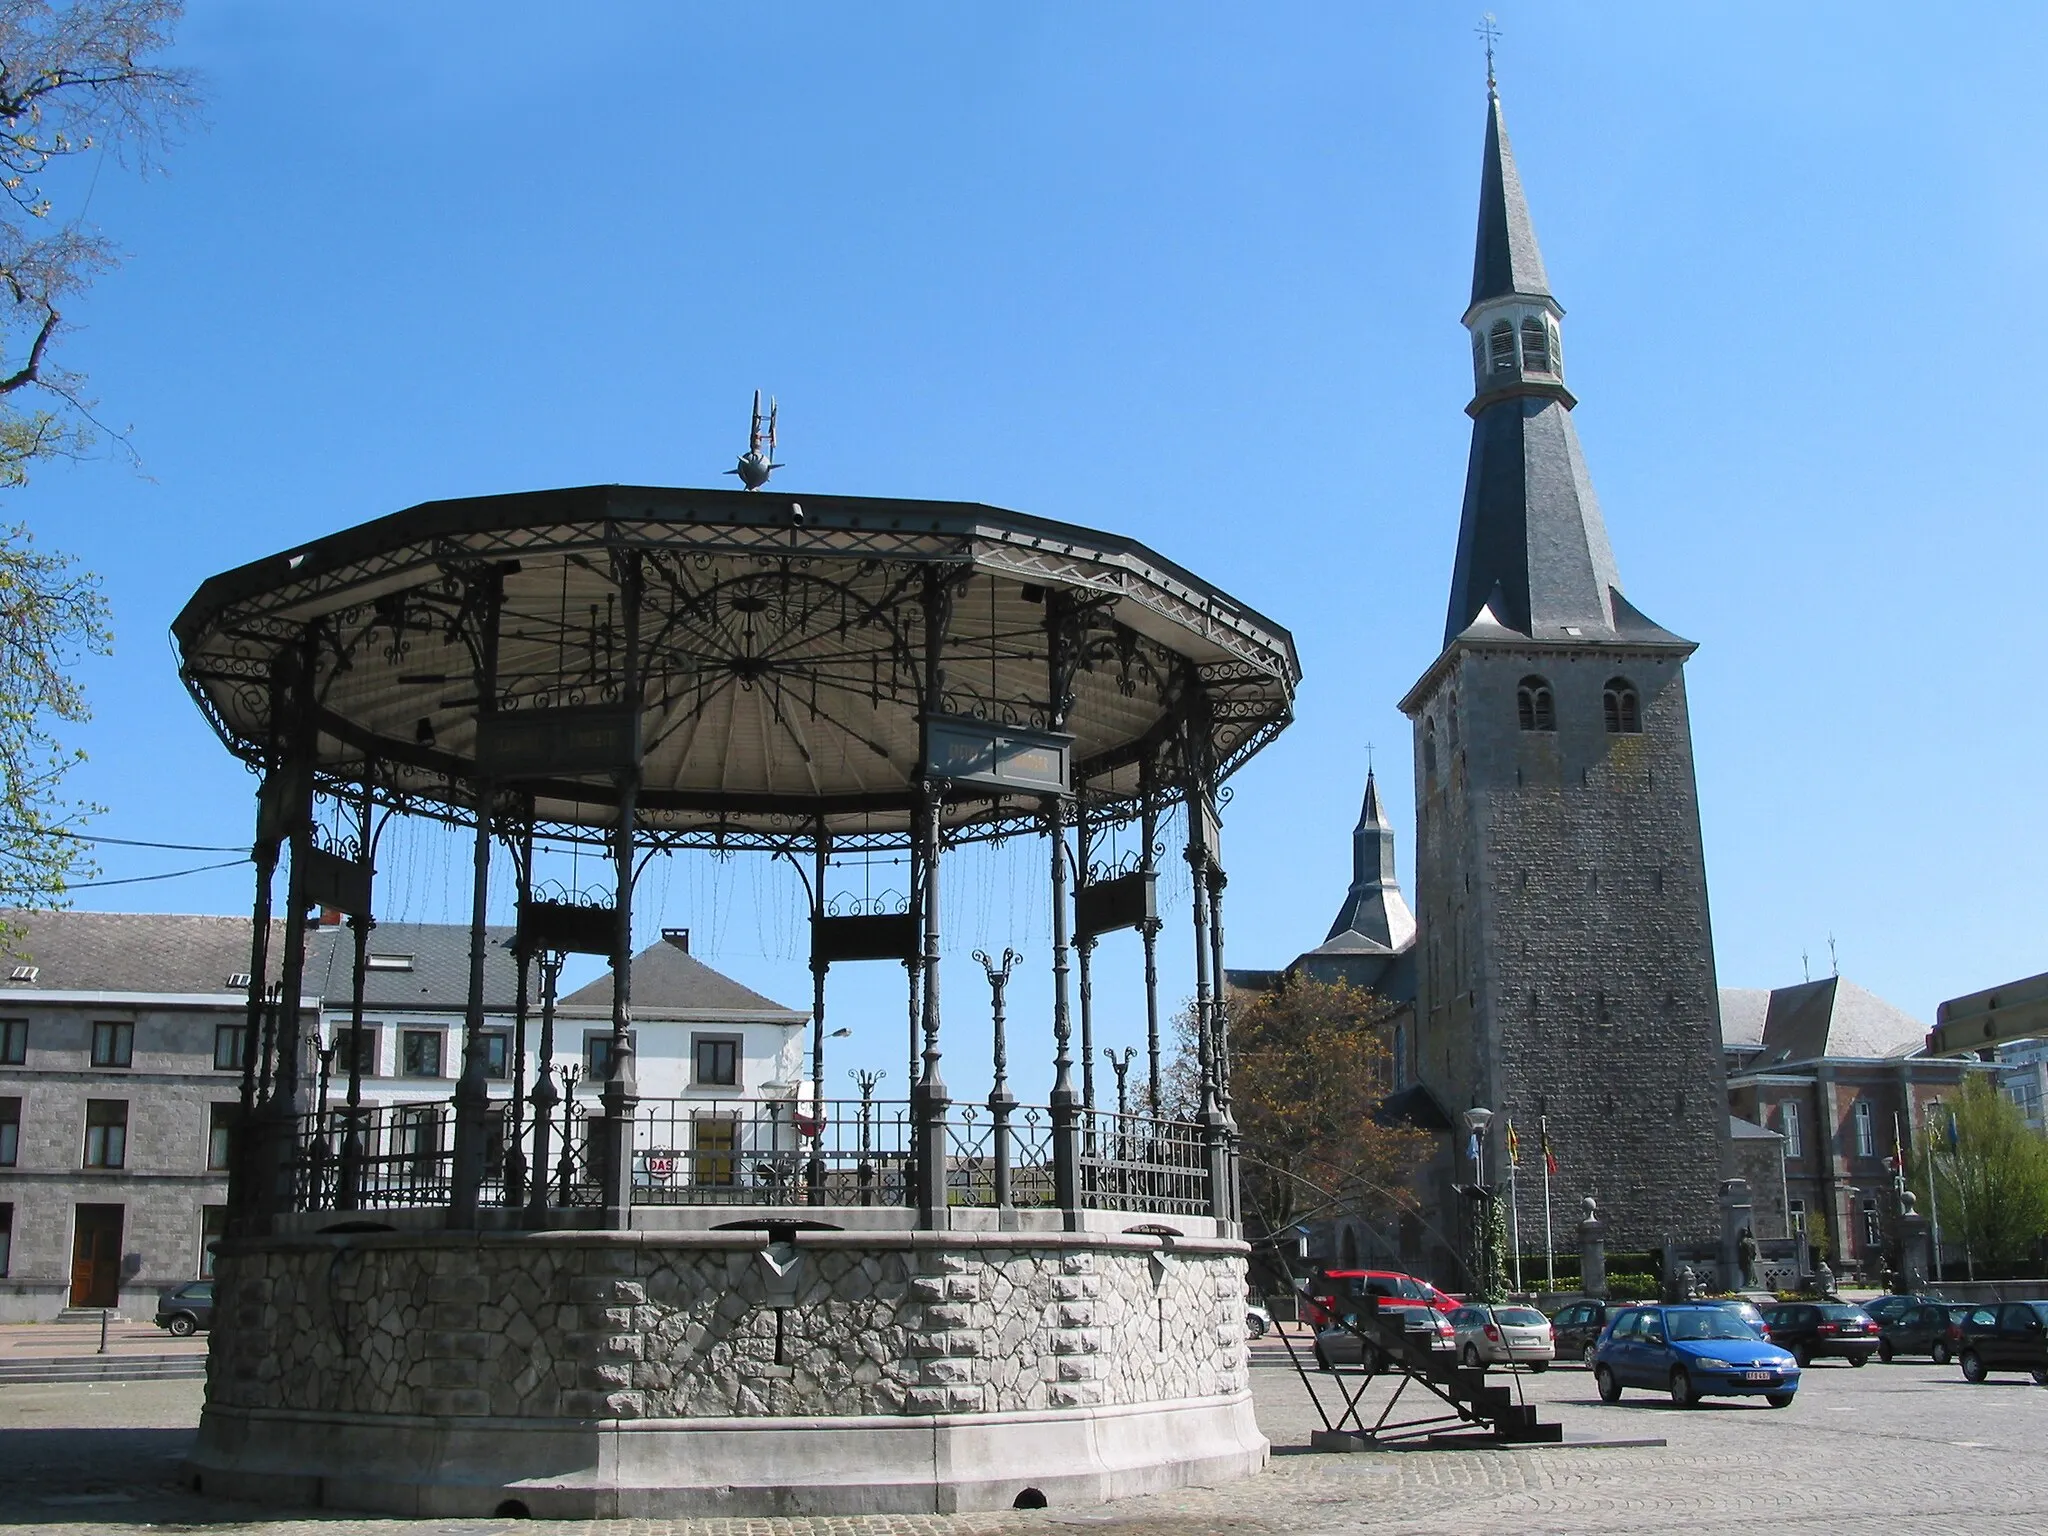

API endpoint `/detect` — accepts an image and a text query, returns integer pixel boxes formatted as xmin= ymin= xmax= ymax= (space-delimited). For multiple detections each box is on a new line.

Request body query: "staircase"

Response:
xmin=0 ymin=1353 xmax=206 ymax=1385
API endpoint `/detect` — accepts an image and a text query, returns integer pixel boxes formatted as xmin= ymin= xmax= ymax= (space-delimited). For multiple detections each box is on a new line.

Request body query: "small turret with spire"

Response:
xmin=1320 ymin=768 xmax=1416 ymax=955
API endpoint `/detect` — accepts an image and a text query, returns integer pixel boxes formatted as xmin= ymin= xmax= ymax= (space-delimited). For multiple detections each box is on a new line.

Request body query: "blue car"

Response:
xmin=1591 ymin=1303 xmax=1801 ymax=1408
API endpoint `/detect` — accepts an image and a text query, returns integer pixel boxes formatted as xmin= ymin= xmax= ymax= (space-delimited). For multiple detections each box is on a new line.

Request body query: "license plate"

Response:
xmin=1744 ymin=1370 xmax=1773 ymax=1382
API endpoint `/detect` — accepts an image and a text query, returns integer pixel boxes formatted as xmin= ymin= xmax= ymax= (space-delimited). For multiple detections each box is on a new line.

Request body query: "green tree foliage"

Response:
xmin=0 ymin=520 xmax=108 ymax=909
xmin=0 ymin=1 xmax=195 ymax=482
xmin=1173 ymin=976 xmax=1433 ymax=1232
xmin=1915 ymin=1077 xmax=2048 ymax=1276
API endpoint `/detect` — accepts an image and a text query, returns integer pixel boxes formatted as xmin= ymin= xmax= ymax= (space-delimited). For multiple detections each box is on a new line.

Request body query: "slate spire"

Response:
xmin=1323 ymin=768 xmax=1416 ymax=954
xmin=1469 ymin=88 xmax=1552 ymax=312
xmin=1439 ymin=87 xmax=1677 ymax=652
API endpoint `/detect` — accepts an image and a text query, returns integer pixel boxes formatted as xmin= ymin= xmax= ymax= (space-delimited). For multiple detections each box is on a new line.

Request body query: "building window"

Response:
xmin=395 ymin=1105 xmax=440 ymax=1178
xmin=400 ymin=1030 xmax=445 ymax=1078
xmin=1782 ymin=1099 xmax=1802 ymax=1159
xmin=482 ymin=1031 xmax=510 ymax=1081
xmin=692 ymin=1113 xmax=738 ymax=1187
xmin=1520 ymin=316 xmax=1551 ymax=373
xmin=0 ymin=1019 xmax=24 ymax=1064
xmin=693 ymin=1035 xmax=740 ymax=1088
xmin=213 ymin=1024 xmax=245 ymax=1072
xmin=1854 ymin=1099 xmax=1874 ymax=1158
xmin=207 ymin=1103 xmax=236 ymax=1171
xmin=586 ymin=1031 xmax=637 ymax=1080
xmin=1788 ymin=1197 xmax=1806 ymax=1239
xmin=1602 ymin=677 xmax=1642 ymax=734
xmin=484 ymin=1105 xmax=507 ymax=1176
xmin=0 ymin=1096 xmax=16 ymax=1166
xmin=1422 ymin=718 xmax=1438 ymax=780
xmin=331 ymin=1025 xmax=379 ymax=1078
xmin=84 ymin=1099 xmax=128 ymax=1168
xmin=1516 ymin=676 xmax=1556 ymax=732
xmin=0 ymin=1202 xmax=11 ymax=1276
xmin=1488 ymin=319 xmax=1515 ymax=373
xmin=1861 ymin=1198 xmax=1880 ymax=1251
xmin=199 ymin=1205 xmax=225 ymax=1278
xmin=91 ymin=1021 xmax=133 ymax=1069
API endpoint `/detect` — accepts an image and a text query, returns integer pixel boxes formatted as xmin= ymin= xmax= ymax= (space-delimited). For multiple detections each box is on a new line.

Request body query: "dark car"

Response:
xmin=1957 ymin=1300 xmax=2048 ymax=1384
xmin=1549 ymin=1299 xmax=1619 ymax=1363
xmin=1313 ymin=1303 xmax=1457 ymax=1369
xmin=1590 ymin=1303 xmax=1800 ymax=1408
xmin=1863 ymin=1293 xmax=1933 ymax=1327
xmin=1301 ymin=1269 xmax=1456 ymax=1328
xmin=1935 ymin=1304 xmax=1995 ymax=1365
xmin=153 ymin=1280 xmax=214 ymax=1336
xmin=1877 ymin=1300 xmax=1959 ymax=1362
xmin=1760 ymin=1302 xmax=1879 ymax=1367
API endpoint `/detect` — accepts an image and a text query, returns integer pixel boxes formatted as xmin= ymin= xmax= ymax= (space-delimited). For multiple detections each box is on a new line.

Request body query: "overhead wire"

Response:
xmin=66 ymin=857 xmax=252 ymax=890
xmin=0 ymin=825 xmax=247 ymax=854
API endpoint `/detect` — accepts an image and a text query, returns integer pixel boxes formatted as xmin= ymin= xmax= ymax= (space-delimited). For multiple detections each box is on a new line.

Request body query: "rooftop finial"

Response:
xmin=726 ymin=390 xmax=784 ymax=490
xmin=1477 ymin=12 xmax=1499 ymax=95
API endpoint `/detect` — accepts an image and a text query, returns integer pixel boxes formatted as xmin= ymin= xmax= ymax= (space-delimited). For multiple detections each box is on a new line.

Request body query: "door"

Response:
xmin=69 ymin=1204 xmax=123 ymax=1308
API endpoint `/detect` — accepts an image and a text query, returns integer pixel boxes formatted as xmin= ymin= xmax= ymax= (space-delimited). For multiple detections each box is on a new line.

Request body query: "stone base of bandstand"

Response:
xmin=187 ymin=1224 xmax=1267 ymax=1517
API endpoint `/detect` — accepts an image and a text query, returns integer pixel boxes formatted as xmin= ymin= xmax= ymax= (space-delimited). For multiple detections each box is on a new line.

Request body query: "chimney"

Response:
xmin=318 ymin=907 xmax=345 ymax=927
xmin=663 ymin=927 xmax=690 ymax=954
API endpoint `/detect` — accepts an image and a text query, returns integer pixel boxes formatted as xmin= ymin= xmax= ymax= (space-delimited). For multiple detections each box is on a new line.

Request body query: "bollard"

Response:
xmin=98 ymin=1307 xmax=109 ymax=1355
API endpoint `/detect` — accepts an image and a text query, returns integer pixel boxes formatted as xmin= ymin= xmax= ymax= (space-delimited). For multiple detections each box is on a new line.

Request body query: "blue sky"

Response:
xmin=20 ymin=4 xmax=2047 ymax=1099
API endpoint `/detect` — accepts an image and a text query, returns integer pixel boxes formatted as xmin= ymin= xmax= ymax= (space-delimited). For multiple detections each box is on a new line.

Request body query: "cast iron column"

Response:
xmin=1139 ymin=768 xmax=1163 ymax=1117
xmin=337 ymin=774 xmax=375 ymax=1211
xmin=977 ymin=947 xmax=1019 ymax=1209
xmin=1049 ymin=797 xmax=1083 ymax=1225
xmin=526 ymin=949 xmax=563 ymax=1224
xmin=229 ymin=776 xmax=281 ymax=1229
xmin=911 ymin=568 xmax=952 ymax=1230
xmin=807 ymin=824 xmax=829 ymax=1203
xmin=504 ymin=816 xmax=534 ymax=1209
xmin=450 ymin=567 xmax=506 ymax=1227
xmin=600 ymin=549 xmax=645 ymax=1227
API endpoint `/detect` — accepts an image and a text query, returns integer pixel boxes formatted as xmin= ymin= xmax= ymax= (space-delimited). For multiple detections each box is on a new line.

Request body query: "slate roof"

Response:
xmin=1470 ymin=90 xmax=1551 ymax=310
xmin=561 ymin=932 xmax=803 ymax=1021
xmin=305 ymin=921 xmax=521 ymax=1012
xmin=1722 ymin=977 xmax=1927 ymax=1068
xmin=1318 ymin=770 xmax=1418 ymax=956
xmin=1728 ymin=1114 xmax=1783 ymax=1142
xmin=0 ymin=909 xmax=289 ymax=994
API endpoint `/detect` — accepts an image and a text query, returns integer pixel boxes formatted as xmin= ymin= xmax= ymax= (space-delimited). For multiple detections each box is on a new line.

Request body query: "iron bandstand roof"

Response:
xmin=173 ymin=485 xmax=1299 ymax=849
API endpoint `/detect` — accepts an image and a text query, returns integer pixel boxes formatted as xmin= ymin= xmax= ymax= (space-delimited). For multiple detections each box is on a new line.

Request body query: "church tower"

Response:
xmin=1398 ymin=86 xmax=1727 ymax=1251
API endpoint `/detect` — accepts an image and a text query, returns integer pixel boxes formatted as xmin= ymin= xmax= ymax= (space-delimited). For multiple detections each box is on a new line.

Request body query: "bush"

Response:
xmin=1603 ymin=1272 xmax=1660 ymax=1299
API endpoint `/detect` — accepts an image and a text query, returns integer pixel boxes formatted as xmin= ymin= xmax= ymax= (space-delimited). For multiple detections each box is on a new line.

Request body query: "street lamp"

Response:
xmin=1463 ymin=1106 xmax=1496 ymax=1299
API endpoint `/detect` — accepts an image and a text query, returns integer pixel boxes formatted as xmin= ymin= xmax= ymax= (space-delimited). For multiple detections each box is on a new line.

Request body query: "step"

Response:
xmin=51 ymin=1308 xmax=125 ymax=1324
xmin=0 ymin=1354 xmax=206 ymax=1385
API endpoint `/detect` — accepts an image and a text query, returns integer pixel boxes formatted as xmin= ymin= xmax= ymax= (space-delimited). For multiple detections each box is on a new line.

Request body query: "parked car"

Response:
xmin=153 ymin=1280 xmax=214 ymax=1337
xmin=1301 ymin=1269 xmax=1456 ymax=1327
xmin=1448 ymin=1303 xmax=1554 ymax=1371
xmin=1591 ymin=1303 xmax=1800 ymax=1408
xmin=1549 ymin=1298 xmax=1619 ymax=1363
xmin=1876 ymin=1300 xmax=1958 ymax=1362
xmin=1956 ymin=1300 xmax=2048 ymax=1384
xmin=1759 ymin=1302 xmax=1879 ymax=1367
xmin=1701 ymin=1296 xmax=1768 ymax=1334
xmin=1863 ymin=1293 xmax=1934 ymax=1327
xmin=1245 ymin=1301 xmax=1273 ymax=1339
xmin=1935 ymin=1304 xmax=1996 ymax=1365
xmin=1313 ymin=1303 xmax=1456 ymax=1369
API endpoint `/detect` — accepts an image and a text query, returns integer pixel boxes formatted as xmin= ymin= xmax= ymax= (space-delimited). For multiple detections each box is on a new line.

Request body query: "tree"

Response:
xmin=0 ymin=4 xmax=193 ymax=919
xmin=1915 ymin=1077 xmax=2048 ymax=1277
xmin=1172 ymin=975 xmax=1433 ymax=1234
xmin=0 ymin=1 xmax=195 ymax=484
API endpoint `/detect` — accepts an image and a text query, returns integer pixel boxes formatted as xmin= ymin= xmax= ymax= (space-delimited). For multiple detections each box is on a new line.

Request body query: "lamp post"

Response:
xmin=1464 ymin=1106 xmax=1495 ymax=1300
xmin=974 ymin=948 xmax=1019 ymax=1208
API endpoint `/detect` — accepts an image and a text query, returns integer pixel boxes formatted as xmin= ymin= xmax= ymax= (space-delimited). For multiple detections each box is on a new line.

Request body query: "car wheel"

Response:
xmin=1528 ymin=1361 xmax=1549 ymax=1374
xmin=1793 ymin=1343 xmax=1812 ymax=1368
xmin=1765 ymin=1392 xmax=1796 ymax=1409
xmin=1461 ymin=1344 xmax=1482 ymax=1370
xmin=1961 ymin=1350 xmax=1987 ymax=1383
xmin=2031 ymin=1368 xmax=2047 ymax=1387
xmin=1595 ymin=1364 xmax=1622 ymax=1403
xmin=1245 ymin=1314 xmax=1267 ymax=1338
xmin=1848 ymin=1352 xmax=1868 ymax=1368
xmin=1312 ymin=1345 xmax=1330 ymax=1370
xmin=1933 ymin=1343 xmax=1951 ymax=1365
xmin=167 ymin=1313 xmax=196 ymax=1338
xmin=1580 ymin=1339 xmax=1597 ymax=1364
xmin=1878 ymin=1340 xmax=1893 ymax=1363
xmin=1359 ymin=1343 xmax=1381 ymax=1373
xmin=1670 ymin=1368 xmax=1698 ymax=1408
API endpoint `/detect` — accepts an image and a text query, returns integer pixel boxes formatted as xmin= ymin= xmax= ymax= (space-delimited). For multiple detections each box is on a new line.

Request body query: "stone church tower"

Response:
xmin=1398 ymin=86 xmax=1727 ymax=1253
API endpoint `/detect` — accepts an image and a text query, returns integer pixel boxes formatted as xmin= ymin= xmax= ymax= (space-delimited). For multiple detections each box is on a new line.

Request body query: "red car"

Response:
xmin=1301 ymin=1269 xmax=1457 ymax=1327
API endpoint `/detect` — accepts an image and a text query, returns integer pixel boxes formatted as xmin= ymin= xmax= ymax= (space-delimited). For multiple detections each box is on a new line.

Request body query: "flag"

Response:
xmin=1540 ymin=1119 xmax=1559 ymax=1178
xmin=1506 ymin=1120 xmax=1521 ymax=1167
xmin=1946 ymin=1113 xmax=1960 ymax=1152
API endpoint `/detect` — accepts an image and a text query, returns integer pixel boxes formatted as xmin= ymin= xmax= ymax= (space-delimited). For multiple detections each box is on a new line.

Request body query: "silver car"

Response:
xmin=1449 ymin=1304 xmax=1554 ymax=1371
xmin=1313 ymin=1305 xmax=1456 ymax=1369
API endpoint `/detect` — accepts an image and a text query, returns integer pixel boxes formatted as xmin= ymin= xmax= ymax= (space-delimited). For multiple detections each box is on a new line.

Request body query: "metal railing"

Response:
xmin=277 ymin=1096 xmax=1213 ymax=1218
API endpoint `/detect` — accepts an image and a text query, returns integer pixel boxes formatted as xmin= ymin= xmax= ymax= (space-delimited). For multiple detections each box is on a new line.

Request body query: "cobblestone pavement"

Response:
xmin=1 ymin=1351 xmax=2042 ymax=1535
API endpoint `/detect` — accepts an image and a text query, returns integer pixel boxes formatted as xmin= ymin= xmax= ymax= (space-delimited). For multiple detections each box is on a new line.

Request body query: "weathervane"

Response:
xmin=726 ymin=390 xmax=784 ymax=490
xmin=1477 ymin=13 xmax=1499 ymax=94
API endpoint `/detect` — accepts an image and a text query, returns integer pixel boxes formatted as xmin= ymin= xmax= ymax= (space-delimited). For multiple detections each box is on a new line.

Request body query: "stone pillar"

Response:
xmin=1897 ymin=1189 xmax=1932 ymax=1293
xmin=1579 ymin=1196 xmax=1607 ymax=1298
xmin=1719 ymin=1178 xmax=1753 ymax=1293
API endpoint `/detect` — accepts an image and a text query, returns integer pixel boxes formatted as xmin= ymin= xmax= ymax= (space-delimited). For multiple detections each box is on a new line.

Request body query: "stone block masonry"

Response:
xmin=190 ymin=1227 xmax=1264 ymax=1517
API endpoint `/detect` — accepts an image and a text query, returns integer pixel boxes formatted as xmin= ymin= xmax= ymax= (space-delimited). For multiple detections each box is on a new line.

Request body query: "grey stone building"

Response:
xmin=1397 ymin=86 xmax=1728 ymax=1254
xmin=0 ymin=910 xmax=285 ymax=1321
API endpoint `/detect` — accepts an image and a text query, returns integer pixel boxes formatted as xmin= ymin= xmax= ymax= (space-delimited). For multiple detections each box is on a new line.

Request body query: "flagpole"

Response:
xmin=1541 ymin=1113 xmax=1555 ymax=1294
xmin=1923 ymin=1103 xmax=1942 ymax=1282
xmin=1507 ymin=1126 xmax=1522 ymax=1293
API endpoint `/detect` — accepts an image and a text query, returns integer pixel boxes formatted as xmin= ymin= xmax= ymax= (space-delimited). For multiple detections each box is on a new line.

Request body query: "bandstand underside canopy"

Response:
xmin=173 ymin=485 xmax=1299 ymax=848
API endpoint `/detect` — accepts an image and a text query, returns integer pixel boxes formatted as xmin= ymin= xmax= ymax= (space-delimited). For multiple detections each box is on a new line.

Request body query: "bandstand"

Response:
xmin=174 ymin=484 xmax=1298 ymax=1516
